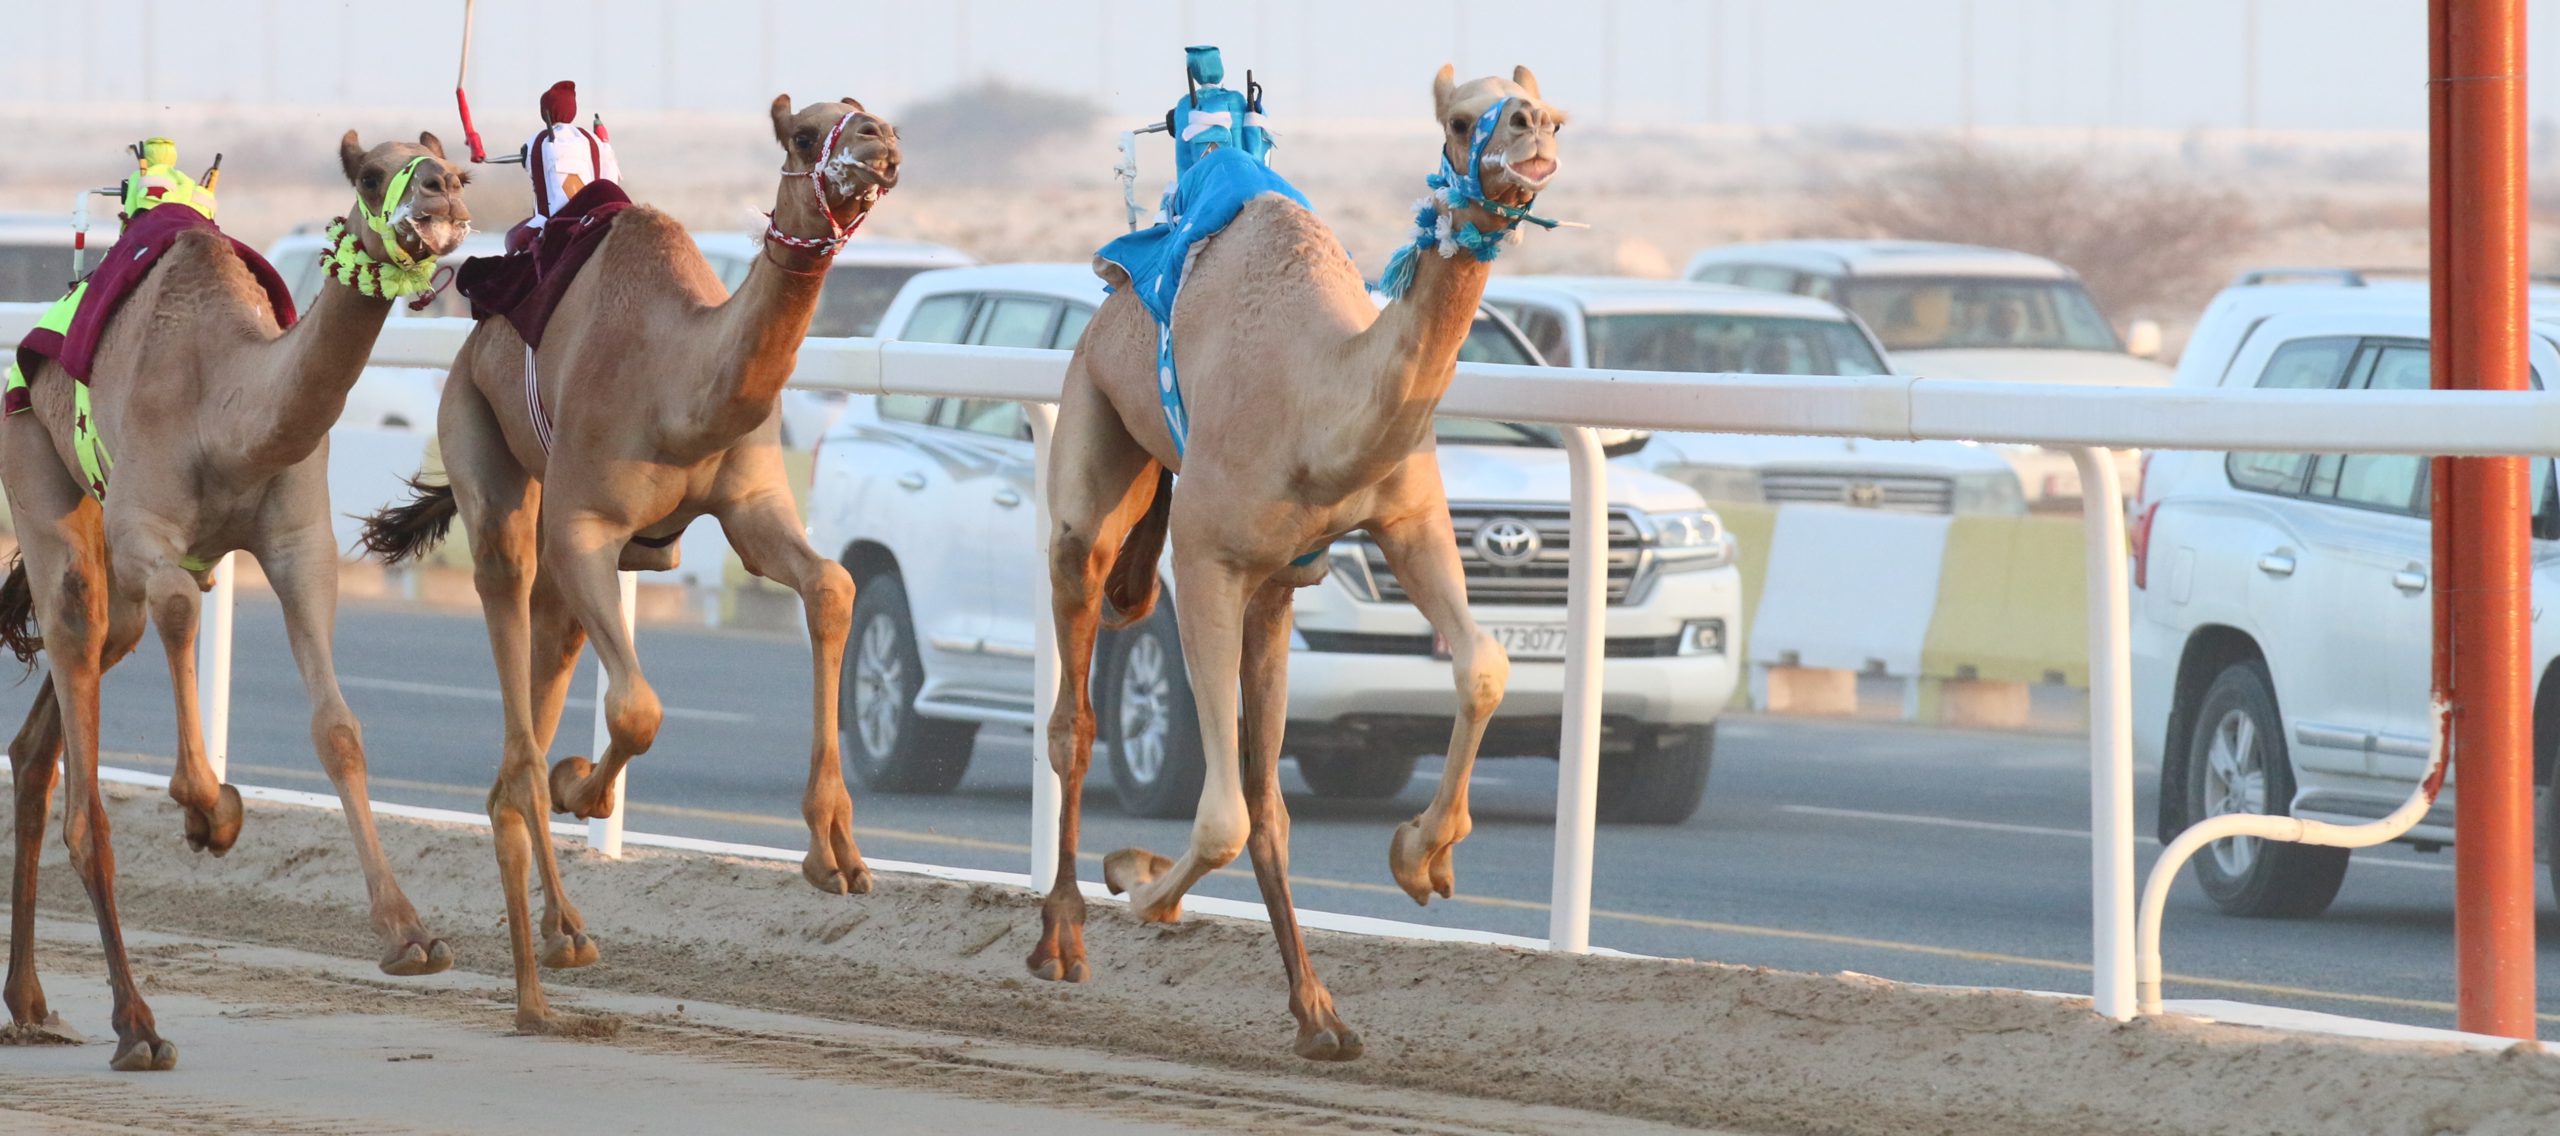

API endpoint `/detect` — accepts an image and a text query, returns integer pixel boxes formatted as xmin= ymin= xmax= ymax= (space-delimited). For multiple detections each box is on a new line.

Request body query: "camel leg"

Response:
xmin=4 ymin=681 xmax=63 ymax=1036
xmin=121 ymin=542 xmax=243 ymax=858
xmin=252 ymin=516 xmax=452 ymax=976
xmin=1026 ymin=387 xmax=1161 ymax=982
xmin=1372 ymin=493 xmax=1508 ymax=904
xmin=1236 ymin=578 xmax=1363 ymax=1060
xmin=522 ymin=565 xmax=599 ymax=971
xmin=540 ymin=511 xmax=660 ymax=821
xmin=445 ymin=373 xmax=607 ymax=1034
xmin=716 ymin=492 xmax=870 ymax=896
xmin=1105 ymin=543 xmax=1251 ymax=923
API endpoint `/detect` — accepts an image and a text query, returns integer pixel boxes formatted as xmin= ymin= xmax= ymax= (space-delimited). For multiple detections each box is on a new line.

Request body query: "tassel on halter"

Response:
xmin=1377 ymin=96 xmax=1561 ymax=300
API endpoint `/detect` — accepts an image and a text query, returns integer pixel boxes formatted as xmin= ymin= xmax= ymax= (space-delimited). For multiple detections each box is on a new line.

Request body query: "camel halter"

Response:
xmin=763 ymin=109 xmax=885 ymax=258
xmin=1377 ymin=97 xmax=1560 ymax=300
xmin=319 ymin=156 xmax=445 ymax=300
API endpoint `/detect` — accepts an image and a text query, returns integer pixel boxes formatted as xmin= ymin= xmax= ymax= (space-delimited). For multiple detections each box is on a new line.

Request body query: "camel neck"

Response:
xmin=237 ymin=264 xmax=396 ymax=468
xmin=689 ymin=221 xmax=831 ymax=436
xmin=1311 ymin=248 xmax=1492 ymax=492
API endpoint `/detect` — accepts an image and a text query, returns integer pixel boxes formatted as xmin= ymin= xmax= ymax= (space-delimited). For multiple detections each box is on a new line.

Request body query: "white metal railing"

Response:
xmin=12 ymin=304 xmax=2560 ymax=1024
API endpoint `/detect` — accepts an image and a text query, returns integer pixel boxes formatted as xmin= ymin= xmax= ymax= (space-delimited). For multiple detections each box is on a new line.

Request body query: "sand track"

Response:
xmin=6 ymin=781 xmax=2559 ymax=1135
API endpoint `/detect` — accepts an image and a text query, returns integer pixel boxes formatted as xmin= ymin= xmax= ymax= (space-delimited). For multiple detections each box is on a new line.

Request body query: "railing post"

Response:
xmin=1026 ymin=402 xmax=1061 ymax=889
xmin=586 ymin=570 xmax=637 ymax=857
xmin=2074 ymin=447 xmax=2135 ymax=1020
xmin=196 ymin=551 xmax=236 ymax=784
xmin=1547 ymin=426 xmax=1607 ymax=952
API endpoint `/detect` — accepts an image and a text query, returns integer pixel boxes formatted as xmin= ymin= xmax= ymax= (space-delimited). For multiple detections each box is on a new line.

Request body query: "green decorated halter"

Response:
xmin=319 ymin=155 xmax=442 ymax=299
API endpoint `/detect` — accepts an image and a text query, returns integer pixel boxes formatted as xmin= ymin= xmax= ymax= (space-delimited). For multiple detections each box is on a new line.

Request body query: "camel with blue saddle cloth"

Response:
xmin=0 ymin=131 xmax=474 ymax=1071
xmin=1032 ymin=52 xmax=1568 ymax=1061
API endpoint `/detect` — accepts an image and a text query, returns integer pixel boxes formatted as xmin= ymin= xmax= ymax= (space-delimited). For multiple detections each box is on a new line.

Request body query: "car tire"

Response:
xmin=1295 ymin=750 xmax=1420 ymax=801
xmin=1103 ymin=611 xmax=1206 ymax=818
xmin=2183 ymin=661 xmax=2348 ymax=918
xmin=1596 ymin=725 xmax=1714 ymax=825
xmin=841 ymin=574 xmax=976 ymax=794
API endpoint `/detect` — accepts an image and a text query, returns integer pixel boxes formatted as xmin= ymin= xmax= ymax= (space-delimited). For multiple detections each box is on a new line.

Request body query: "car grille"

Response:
xmin=1758 ymin=470 xmax=1955 ymax=514
xmin=1358 ymin=505 xmax=1645 ymax=607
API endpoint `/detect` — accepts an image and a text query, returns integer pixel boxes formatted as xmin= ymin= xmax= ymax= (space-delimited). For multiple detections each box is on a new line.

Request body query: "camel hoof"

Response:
xmin=109 ymin=1038 xmax=179 ymax=1072
xmin=540 ymin=931 xmax=601 ymax=971
xmin=1295 ymin=1024 xmax=1365 ymax=1063
xmin=548 ymin=756 xmax=606 ymax=818
xmin=380 ymin=938 xmax=455 ymax=977
xmin=183 ymin=784 xmax=246 ymax=856
xmin=1027 ymin=956 xmax=1090 ymax=984
xmin=1102 ymin=848 xmax=1171 ymax=897
xmin=1388 ymin=821 xmax=1438 ymax=906
xmin=801 ymin=853 xmax=873 ymax=896
xmin=0 ymin=1014 xmax=83 ymax=1046
xmin=516 ymin=1010 xmax=623 ymax=1039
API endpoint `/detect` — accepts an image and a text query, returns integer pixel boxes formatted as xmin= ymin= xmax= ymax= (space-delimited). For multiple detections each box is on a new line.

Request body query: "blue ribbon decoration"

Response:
xmin=1377 ymin=96 xmax=1560 ymax=300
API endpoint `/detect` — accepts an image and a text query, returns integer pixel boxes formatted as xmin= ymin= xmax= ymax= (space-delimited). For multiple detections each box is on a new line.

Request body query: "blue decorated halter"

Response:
xmin=1376 ymin=96 xmax=1559 ymax=299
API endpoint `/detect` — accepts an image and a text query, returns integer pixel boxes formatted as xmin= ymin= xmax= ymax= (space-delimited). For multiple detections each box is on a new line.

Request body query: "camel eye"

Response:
xmin=361 ymin=172 xmax=382 ymax=192
xmin=1448 ymin=116 xmax=1469 ymax=134
xmin=794 ymin=130 xmax=816 ymax=152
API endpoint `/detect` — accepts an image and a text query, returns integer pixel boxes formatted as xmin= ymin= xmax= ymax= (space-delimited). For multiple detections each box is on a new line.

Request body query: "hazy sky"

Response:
xmin=5 ymin=0 xmax=2553 ymax=133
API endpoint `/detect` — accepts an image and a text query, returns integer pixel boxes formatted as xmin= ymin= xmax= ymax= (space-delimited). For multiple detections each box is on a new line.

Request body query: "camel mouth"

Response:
xmin=823 ymin=142 xmax=902 ymax=201
xmin=1508 ymin=155 xmax=1557 ymax=186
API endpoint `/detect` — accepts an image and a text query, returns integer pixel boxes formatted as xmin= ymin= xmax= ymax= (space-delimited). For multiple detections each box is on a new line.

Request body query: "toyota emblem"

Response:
xmin=1473 ymin=517 xmax=1543 ymax=568
xmin=1844 ymin=481 xmax=1884 ymax=508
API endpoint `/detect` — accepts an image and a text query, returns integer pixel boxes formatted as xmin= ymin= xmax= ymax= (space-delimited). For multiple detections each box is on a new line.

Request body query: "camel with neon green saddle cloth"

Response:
xmin=0 ymin=129 xmax=473 ymax=1074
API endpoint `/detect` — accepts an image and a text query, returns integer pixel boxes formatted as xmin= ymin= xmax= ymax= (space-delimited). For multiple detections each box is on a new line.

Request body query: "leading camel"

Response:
xmin=1028 ymin=65 xmax=1566 ymax=1059
xmin=360 ymin=96 xmax=899 ymax=1034
xmin=1 ymin=133 xmax=473 ymax=1069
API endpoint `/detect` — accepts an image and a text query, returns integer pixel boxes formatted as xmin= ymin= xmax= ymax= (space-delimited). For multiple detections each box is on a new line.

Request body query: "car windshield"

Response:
xmin=0 ymin=242 xmax=91 ymax=303
xmin=1586 ymin=313 xmax=1889 ymax=376
xmin=1839 ymin=277 xmax=2121 ymax=353
xmin=811 ymin=264 xmax=936 ymax=338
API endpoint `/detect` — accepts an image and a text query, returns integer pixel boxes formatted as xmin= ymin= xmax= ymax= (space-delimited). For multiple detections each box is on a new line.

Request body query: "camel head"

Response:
xmin=767 ymin=96 xmax=901 ymax=249
xmin=336 ymin=131 xmax=473 ymax=266
xmin=1431 ymin=64 xmax=1566 ymax=213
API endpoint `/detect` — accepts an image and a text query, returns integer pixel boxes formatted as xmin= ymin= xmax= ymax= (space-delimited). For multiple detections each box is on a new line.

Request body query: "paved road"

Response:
xmin=10 ymin=592 xmax=2555 ymax=1033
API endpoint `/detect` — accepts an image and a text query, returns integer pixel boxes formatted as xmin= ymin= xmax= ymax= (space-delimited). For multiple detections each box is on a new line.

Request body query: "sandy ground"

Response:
xmin=6 ymin=782 xmax=2560 ymax=1136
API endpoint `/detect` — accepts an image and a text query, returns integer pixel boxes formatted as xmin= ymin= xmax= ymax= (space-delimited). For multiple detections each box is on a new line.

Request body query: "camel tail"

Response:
xmin=357 ymin=476 xmax=459 ymax=565
xmin=1100 ymin=468 xmax=1173 ymax=631
xmin=0 ymin=552 xmax=41 ymax=675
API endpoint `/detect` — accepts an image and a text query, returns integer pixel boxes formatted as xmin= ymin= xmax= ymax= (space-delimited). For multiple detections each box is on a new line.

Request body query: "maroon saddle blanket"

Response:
xmin=9 ymin=205 xmax=296 ymax=411
xmin=457 ymin=179 xmax=632 ymax=349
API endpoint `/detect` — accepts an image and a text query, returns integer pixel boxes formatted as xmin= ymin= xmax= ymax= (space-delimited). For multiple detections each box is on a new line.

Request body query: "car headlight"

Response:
xmin=1666 ymin=463 xmax=1762 ymax=505
xmin=1646 ymin=508 xmax=1737 ymax=572
xmin=1677 ymin=618 xmax=1728 ymax=656
xmin=1950 ymin=469 xmax=2029 ymax=516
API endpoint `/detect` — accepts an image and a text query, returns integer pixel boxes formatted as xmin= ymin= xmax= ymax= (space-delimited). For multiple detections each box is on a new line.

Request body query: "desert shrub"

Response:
xmin=1827 ymin=145 xmax=2259 ymax=318
xmin=893 ymin=82 xmax=1102 ymax=186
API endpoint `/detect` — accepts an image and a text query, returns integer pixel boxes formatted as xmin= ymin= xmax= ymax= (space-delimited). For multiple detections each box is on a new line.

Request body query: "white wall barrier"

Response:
xmin=1746 ymin=507 xmax=1951 ymax=711
xmin=10 ymin=304 xmax=2560 ymax=1028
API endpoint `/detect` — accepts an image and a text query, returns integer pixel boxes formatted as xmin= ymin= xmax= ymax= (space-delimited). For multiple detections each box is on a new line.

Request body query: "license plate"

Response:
xmin=1436 ymin=622 xmax=1570 ymax=661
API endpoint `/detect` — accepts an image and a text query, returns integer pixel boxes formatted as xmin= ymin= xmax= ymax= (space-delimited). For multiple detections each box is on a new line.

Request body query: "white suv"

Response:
xmin=1480 ymin=276 xmax=2026 ymax=515
xmin=266 ymin=226 xmax=506 ymax=431
xmin=807 ymin=264 xmax=1745 ymax=824
xmin=2131 ymin=274 xmax=2560 ymax=917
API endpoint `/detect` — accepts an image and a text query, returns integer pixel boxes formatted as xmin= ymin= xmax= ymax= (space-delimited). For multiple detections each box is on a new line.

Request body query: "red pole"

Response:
xmin=2431 ymin=0 xmax=2539 ymax=1040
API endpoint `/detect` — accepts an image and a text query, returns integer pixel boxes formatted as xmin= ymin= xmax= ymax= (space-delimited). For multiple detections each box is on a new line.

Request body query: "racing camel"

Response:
xmin=1027 ymin=65 xmax=1567 ymax=1060
xmin=2 ymin=133 xmax=473 ymax=1069
xmin=360 ymin=96 xmax=899 ymax=1034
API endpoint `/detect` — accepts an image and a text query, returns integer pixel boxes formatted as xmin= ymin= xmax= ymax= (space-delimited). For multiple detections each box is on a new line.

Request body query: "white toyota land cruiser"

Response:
xmin=806 ymin=264 xmax=1745 ymax=824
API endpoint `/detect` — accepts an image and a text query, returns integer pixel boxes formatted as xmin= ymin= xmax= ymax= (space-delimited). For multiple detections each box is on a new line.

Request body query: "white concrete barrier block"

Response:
xmin=1747 ymin=506 xmax=1952 ymax=678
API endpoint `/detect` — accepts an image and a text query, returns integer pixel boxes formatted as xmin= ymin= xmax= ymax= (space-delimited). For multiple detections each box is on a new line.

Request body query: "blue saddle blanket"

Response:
xmin=1095 ymin=147 xmax=1309 ymax=457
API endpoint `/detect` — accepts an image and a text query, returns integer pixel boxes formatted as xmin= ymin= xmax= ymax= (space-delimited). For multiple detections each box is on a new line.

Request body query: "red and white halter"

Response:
xmin=762 ymin=109 xmax=883 ymax=256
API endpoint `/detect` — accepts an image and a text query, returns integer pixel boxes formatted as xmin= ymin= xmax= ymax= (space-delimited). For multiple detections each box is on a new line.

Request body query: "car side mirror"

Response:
xmin=2125 ymin=319 xmax=2164 ymax=360
xmin=1599 ymin=429 xmax=1652 ymax=459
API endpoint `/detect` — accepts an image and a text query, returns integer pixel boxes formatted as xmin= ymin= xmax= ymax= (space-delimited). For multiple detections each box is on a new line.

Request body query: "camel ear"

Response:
xmin=770 ymin=95 xmax=796 ymax=147
xmin=339 ymin=130 xmax=364 ymax=184
xmin=840 ymin=96 xmax=866 ymax=112
xmin=1511 ymin=65 xmax=1542 ymax=99
xmin=1432 ymin=64 xmax=1456 ymax=116
xmin=417 ymin=131 xmax=446 ymax=159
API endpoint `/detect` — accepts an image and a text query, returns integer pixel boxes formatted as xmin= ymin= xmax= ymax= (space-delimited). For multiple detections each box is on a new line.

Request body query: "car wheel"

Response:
xmin=2183 ymin=661 xmax=2348 ymax=918
xmin=1103 ymin=612 xmax=1205 ymax=818
xmin=1295 ymin=749 xmax=1420 ymax=801
xmin=841 ymin=574 xmax=975 ymax=794
xmin=1596 ymin=725 xmax=1714 ymax=825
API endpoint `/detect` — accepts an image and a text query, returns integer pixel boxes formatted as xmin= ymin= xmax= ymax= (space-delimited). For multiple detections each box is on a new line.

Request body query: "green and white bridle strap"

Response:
xmin=321 ymin=156 xmax=441 ymax=299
